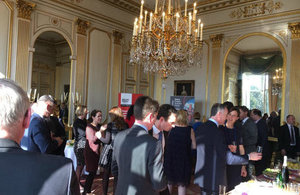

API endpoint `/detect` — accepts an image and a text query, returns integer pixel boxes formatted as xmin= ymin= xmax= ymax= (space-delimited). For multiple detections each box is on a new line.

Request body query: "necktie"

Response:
xmin=158 ymin=131 xmax=162 ymax=141
xmin=291 ymin=126 xmax=296 ymax=145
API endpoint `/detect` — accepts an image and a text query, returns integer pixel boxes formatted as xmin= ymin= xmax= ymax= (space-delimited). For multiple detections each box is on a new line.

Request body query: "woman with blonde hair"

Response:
xmin=72 ymin=105 xmax=88 ymax=186
xmin=164 ymin=109 xmax=196 ymax=195
xmin=99 ymin=106 xmax=128 ymax=195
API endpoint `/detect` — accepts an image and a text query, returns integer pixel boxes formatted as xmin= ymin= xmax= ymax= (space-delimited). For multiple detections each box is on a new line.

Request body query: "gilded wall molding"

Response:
xmin=288 ymin=22 xmax=300 ymax=40
xmin=229 ymin=0 xmax=282 ymax=19
xmin=16 ymin=0 xmax=35 ymax=20
xmin=210 ymin=34 xmax=224 ymax=48
xmin=76 ymin=18 xmax=90 ymax=36
xmin=113 ymin=31 xmax=123 ymax=45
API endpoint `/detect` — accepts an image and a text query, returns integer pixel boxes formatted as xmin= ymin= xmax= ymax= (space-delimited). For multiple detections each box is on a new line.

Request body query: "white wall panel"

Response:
xmin=0 ymin=2 xmax=10 ymax=78
xmin=87 ymin=30 xmax=110 ymax=117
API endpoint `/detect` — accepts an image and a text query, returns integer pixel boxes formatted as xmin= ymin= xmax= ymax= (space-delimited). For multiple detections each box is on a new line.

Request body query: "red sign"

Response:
xmin=118 ymin=93 xmax=143 ymax=118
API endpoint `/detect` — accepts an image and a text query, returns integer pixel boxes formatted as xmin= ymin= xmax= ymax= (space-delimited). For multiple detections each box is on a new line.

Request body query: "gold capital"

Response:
xmin=210 ymin=34 xmax=224 ymax=48
xmin=113 ymin=31 xmax=123 ymax=45
xmin=76 ymin=19 xmax=90 ymax=36
xmin=16 ymin=0 xmax=35 ymax=20
xmin=288 ymin=22 xmax=300 ymax=40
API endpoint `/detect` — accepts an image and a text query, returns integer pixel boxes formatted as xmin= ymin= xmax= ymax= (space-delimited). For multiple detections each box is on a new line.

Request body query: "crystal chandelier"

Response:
xmin=272 ymin=68 xmax=283 ymax=96
xmin=130 ymin=0 xmax=204 ymax=79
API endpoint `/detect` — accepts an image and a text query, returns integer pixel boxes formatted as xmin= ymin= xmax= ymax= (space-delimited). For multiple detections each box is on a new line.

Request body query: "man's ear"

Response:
xmin=23 ymin=108 xmax=31 ymax=129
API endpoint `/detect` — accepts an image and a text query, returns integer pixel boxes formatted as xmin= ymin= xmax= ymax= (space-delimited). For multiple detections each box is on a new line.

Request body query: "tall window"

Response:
xmin=242 ymin=73 xmax=269 ymax=114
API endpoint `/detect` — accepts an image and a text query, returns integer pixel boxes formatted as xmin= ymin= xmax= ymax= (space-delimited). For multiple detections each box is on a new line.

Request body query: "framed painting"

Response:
xmin=174 ymin=80 xmax=195 ymax=96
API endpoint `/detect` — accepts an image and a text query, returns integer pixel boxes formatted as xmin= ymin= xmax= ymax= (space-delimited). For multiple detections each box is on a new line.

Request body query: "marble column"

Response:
xmin=15 ymin=0 xmax=35 ymax=91
xmin=209 ymin=34 xmax=223 ymax=109
xmin=288 ymin=22 xmax=300 ymax=121
xmin=75 ymin=18 xmax=90 ymax=105
xmin=111 ymin=30 xmax=123 ymax=107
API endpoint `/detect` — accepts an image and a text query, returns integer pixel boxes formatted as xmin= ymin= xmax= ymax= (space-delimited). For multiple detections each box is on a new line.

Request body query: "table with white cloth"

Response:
xmin=64 ymin=144 xmax=77 ymax=170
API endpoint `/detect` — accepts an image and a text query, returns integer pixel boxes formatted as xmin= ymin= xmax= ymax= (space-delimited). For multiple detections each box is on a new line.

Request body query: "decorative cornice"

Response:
xmin=16 ymin=0 xmax=36 ymax=20
xmin=288 ymin=22 xmax=300 ymax=40
xmin=229 ymin=0 xmax=282 ymax=19
xmin=210 ymin=34 xmax=224 ymax=48
xmin=113 ymin=31 xmax=123 ymax=45
xmin=76 ymin=18 xmax=90 ymax=36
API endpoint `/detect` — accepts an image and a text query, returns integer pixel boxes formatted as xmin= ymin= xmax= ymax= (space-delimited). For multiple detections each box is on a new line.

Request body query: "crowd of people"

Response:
xmin=0 ymin=78 xmax=299 ymax=195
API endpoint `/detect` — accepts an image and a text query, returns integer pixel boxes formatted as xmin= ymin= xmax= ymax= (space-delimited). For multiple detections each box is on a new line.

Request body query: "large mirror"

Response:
xmin=223 ymin=35 xmax=284 ymax=115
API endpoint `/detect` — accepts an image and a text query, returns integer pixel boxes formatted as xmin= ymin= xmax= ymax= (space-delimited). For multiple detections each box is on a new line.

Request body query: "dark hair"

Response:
xmin=210 ymin=103 xmax=226 ymax=117
xmin=88 ymin=109 xmax=101 ymax=123
xmin=193 ymin=112 xmax=201 ymax=120
xmin=251 ymin=109 xmax=262 ymax=117
xmin=126 ymin=105 xmax=134 ymax=120
xmin=134 ymin=96 xmax=159 ymax=120
xmin=229 ymin=106 xmax=240 ymax=117
xmin=157 ymin=104 xmax=177 ymax=121
xmin=287 ymin=114 xmax=294 ymax=120
xmin=223 ymin=101 xmax=234 ymax=111
xmin=109 ymin=106 xmax=127 ymax=130
xmin=239 ymin=106 xmax=249 ymax=116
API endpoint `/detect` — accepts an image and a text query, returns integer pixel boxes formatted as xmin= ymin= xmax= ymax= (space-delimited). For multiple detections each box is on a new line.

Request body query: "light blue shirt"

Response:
xmin=134 ymin=122 xmax=148 ymax=132
xmin=209 ymin=118 xmax=219 ymax=127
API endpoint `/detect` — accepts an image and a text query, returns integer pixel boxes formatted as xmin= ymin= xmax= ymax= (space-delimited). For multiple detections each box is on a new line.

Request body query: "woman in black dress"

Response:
xmin=222 ymin=106 xmax=246 ymax=191
xmin=73 ymin=105 xmax=88 ymax=184
xmin=164 ymin=110 xmax=196 ymax=195
xmin=99 ymin=106 xmax=128 ymax=195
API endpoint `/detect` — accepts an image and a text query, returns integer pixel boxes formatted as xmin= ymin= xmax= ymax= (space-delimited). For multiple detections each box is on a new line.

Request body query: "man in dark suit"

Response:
xmin=112 ymin=96 xmax=167 ymax=195
xmin=278 ymin=115 xmax=300 ymax=159
xmin=194 ymin=103 xmax=261 ymax=195
xmin=250 ymin=109 xmax=269 ymax=175
xmin=0 ymin=78 xmax=79 ymax=195
xmin=21 ymin=95 xmax=63 ymax=154
xmin=239 ymin=106 xmax=258 ymax=180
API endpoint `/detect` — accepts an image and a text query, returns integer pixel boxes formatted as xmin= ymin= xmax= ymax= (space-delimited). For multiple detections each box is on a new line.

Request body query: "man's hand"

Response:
xmin=241 ymin=165 xmax=247 ymax=177
xmin=249 ymin=152 xmax=262 ymax=161
xmin=281 ymin=149 xmax=286 ymax=156
xmin=228 ymin=145 xmax=237 ymax=153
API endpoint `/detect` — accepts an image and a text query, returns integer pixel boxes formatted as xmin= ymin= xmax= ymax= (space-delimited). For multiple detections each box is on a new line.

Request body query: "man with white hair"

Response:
xmin=0 ymin=78 xmax=79 ymax=194
xmin=22 ymin=94 xmax=63 ymax=154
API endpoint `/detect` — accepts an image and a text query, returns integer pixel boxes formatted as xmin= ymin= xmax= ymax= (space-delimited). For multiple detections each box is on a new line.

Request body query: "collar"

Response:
xmin=0 ymin=138 xmax=21 ymax=149
xmin=209 ymin=118 xmax=219 ymax=127
xmin=152 ymin=125 xmax=160 ymax=134
xmin=242 ymin=117 xmax=249 ymax=124
xmin=287 ymin=123 xmax=293 ymax=128
xmin=255 ymin=118 xmax=261 ymax=124
xmin=134 ymin=122 xmax=148 ymax=132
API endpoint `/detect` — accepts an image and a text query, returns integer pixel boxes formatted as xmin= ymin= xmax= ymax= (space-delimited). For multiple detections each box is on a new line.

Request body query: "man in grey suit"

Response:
xmin=0 ymin=79 xmax=79 ymax=195
xmin=112 ymin=96 xmax=167 ymax=195
xmin=239 ymin=106 xmax=258 ymax=180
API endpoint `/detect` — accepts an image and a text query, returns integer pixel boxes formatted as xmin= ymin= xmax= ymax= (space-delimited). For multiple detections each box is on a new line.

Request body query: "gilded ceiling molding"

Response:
xmin=113 ymin=31 xmax=123 ymax=45
xmin=229 ymin=0 xmax=282 ymax=19
xmin=76 ymin=19 xmax=90 ymax=36
xmin=288 ymin=22 xmax=300 ymax=40
xmin=210 ymin=34 xmax=224 ymax=48
xmin=16 ymin=0 xmax=36 ymax=20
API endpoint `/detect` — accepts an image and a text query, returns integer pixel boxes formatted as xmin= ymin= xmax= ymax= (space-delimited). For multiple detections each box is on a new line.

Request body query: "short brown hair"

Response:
xmin=134 ymin=96 xmax=159 ymax=120
xmin=75 ymin=105 xmax=87 ymax=116
xmin=176 ymin=109 xmax=188 ymax=126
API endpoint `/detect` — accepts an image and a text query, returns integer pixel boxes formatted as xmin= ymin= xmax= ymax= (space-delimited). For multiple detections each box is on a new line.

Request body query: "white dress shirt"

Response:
xmin=152 ymin=125 xmax=165 ymax=154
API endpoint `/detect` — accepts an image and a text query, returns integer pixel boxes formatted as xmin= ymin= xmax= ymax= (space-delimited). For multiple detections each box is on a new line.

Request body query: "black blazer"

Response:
xmin=256 ymin=119 xmax=268 ymax=148
xmin=241 ymin=118 xmax=258 ymax=154
xmin=112 ymin=125 xmax=167 ymax=195
xmin=0 ymin=138 xmax=79 ymax=195
xmin=278 ymin=124 xmax=300 ymax=151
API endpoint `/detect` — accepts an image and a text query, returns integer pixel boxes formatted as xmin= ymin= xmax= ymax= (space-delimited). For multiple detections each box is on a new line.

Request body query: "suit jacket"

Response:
xmin=0 ymin=138 xmax=79 ymax=195
xmin=194 ymin=120 xmax=248 ymax=193
xmin=256 ymin=119 xmax=268 ymax=148
xmin=241 ymin=118 xmax=258 ymax=154
xmin=278 ymin=124 xmax=300 ymax=151
xmin=112 ymin=125 xmax=167 ymax=195
xmin=21 ymin=113 xmax=59 ymax=154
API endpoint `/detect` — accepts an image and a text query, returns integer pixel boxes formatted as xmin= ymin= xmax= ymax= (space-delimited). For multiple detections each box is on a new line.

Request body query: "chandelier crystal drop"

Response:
xmin=130 ymin=0 xmax=204 ymax=79
xmin=272 ymin=68 xmax=283 ymax=96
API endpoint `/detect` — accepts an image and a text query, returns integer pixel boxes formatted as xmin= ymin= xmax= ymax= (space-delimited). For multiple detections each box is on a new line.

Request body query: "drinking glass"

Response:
xmin=257 ymin=146 xmax=263 ymax=153
xmin=219 ymin=185 xmax=226 ymax=195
